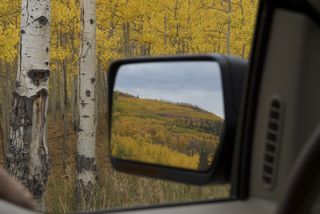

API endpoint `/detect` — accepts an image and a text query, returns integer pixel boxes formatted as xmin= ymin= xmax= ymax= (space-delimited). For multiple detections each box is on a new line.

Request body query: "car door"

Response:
xmin=1 ymin=0 xmax=319 ymax=213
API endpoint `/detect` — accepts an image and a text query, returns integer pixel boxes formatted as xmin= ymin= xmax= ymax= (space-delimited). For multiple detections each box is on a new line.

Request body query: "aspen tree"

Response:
xmin=76 ymin=0 xmax=97 ymax=207
xmin=6 ymin=0 xmax=51 ymax=201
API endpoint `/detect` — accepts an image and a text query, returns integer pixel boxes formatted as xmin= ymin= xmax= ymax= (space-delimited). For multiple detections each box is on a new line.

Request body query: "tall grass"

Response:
xmin=42 ymin=114 xmax=230 ymax=213
xmin=0 ymin=95 xmax=230 ymax=213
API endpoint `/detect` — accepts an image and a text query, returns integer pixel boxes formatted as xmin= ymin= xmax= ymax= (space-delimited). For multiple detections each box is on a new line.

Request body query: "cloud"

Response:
xmin=115 ymin=61 xmax=225 ymax=117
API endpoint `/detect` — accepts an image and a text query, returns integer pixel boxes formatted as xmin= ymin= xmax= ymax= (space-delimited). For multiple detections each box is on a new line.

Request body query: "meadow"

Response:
xmin=41 ymin=92 xmax=230 ymax=212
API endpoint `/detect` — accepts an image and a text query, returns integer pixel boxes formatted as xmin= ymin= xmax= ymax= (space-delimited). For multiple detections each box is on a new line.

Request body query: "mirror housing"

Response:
xmin=107 ymin=55 xmax=247 ymax=185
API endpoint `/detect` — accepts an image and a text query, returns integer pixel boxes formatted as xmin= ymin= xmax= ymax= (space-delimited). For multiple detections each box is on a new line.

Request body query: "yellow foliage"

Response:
xmin=51 ymin=46 xmax=72 ymax=61
xmin=112 ymin=135 xmax=199 ymax=170
xmin=0 ymin=24 xmax=19 ymax=62
xmin=0 ymin=0 xmax=257 ymax=83
xmin=111 ymin=93 xmax=220 ymax=170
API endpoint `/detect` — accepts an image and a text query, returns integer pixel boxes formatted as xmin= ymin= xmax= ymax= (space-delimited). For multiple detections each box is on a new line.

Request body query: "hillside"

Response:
xmin=111 ymin=92 xmax=224 ymax=170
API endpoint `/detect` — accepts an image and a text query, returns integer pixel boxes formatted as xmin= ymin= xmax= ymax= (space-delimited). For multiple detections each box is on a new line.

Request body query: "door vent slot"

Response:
xmin=262 ymin=97 xmax=283 ymax=189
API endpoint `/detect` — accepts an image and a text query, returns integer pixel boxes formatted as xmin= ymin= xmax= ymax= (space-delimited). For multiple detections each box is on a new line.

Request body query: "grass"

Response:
xmin=0 ymin=95 xmax=230 ymax=213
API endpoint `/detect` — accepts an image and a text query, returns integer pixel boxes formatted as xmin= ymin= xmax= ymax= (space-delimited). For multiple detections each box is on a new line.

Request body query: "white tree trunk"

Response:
xmin=6 ymin=0 xmax=50 ymax=200
xmin=76 ymin=0 xmax=97 ymax=205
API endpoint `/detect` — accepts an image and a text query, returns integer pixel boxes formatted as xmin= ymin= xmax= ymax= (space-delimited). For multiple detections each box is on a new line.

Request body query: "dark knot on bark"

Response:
xmin=85 ymin=90 xmax=91 ymax=97
xmin=27 ymin=69 xmax=50 ymax=86
xmin=36 ymin=16 xmax=49 ymax=25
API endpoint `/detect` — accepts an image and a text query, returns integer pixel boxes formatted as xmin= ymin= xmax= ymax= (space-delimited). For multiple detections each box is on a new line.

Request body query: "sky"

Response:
xmin=115 ymin=61 xmax=225 ymax=118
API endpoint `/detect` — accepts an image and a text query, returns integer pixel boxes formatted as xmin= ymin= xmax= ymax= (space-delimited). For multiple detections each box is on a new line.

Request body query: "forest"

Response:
xmin=112 ymin=92 xmax=224 ymax=170
xmin=0 ymin=0 xmax=257 ymax=212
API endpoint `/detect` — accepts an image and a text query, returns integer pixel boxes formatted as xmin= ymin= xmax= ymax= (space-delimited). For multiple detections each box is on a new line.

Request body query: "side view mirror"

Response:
xmin=107 ymin=55 xmax=247 ymax=185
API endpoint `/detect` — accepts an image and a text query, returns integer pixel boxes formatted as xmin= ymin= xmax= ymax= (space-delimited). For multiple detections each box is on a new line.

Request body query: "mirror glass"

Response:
xmin=111 ymin=61 xmax=224 ymax=171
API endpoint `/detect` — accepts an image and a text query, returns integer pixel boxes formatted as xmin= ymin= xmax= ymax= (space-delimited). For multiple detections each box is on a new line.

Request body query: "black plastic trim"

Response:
xmin=230 ymin=0 xmax=274 ymax=199
xmin=230 ymin=0 xmax=320 ymax=199
xmin=107 ymin=55 xmax=247 ymax=185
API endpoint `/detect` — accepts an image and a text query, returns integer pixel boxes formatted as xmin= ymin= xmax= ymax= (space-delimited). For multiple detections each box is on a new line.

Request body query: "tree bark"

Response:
xmin=226 ymin=0 xmax=232 ymax=55
xmin=72 ymin=75 xmax=78 ymax=131
xmin=76 ymin=0 xmax=97 ymax=208
xmin=56 ymin=62 xmax=63 ymax=118
xmin=6 ymin=0 xmax=51 ymax=201
xmin=164 ymin=16 xmax=167 ymax=47
xmin=123 ymin=22 xmax=130 ymax=57
xmin=51 ymin=70 xmax=57 ymax=118
xmin=0 ymin=61 xmax=6 ymax=164
xmin=61 ymin=58 xmax=67 ymax=171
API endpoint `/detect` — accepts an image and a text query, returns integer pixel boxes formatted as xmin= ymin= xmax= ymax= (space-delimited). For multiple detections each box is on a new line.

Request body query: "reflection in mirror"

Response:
xmin=111 ymin=61 xmax=224 ymax=171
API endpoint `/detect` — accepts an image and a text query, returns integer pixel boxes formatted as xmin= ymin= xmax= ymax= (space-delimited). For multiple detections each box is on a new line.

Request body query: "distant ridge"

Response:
xmin=114 ymin=90 xmax=222 ymax=119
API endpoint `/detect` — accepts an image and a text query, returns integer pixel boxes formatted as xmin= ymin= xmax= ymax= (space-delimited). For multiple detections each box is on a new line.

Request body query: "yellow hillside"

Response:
xmin=111 ymin=92 xmax=224 ymax=170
